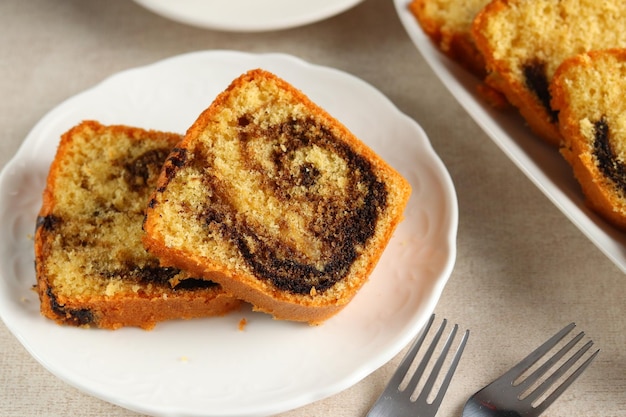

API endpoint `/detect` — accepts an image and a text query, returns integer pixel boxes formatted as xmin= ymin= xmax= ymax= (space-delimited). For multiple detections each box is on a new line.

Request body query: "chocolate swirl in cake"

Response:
xmin=187 ymin=115 xmax=388 ymax=295
xmin=593 ymin=117 xmax=626 ymax=193
xmin=523 ymin=59 xmax=559 ymax=123
xmin=36 ymin=214 xmax=61 ymax=232
xmin=122 ymin=148 xmax=170 ymax=192
xmin=46 ymin=287 xmax=95 ymax=326
xmin=42 ymin=146 xmax=198 ymax=288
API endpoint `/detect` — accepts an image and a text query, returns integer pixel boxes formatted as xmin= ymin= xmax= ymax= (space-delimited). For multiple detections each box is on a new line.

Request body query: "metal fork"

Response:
xmin=462 ymin=322 xmax=599 ymax=417
xmin=366 ymin=315 xmax=469 ymax=417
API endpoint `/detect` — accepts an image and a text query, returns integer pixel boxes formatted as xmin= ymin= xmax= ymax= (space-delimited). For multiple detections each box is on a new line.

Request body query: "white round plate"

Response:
xmin=0 ymin=51 xmax=457 ymax=417
xmin=394 ymin=0 xmax=626 ymax=274
xmin=132 ymin=0 xmax=365 ymax=32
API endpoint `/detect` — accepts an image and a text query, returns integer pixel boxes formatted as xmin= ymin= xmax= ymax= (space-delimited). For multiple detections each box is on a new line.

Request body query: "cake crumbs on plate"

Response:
xmin=238 ymin=317 xmax=247 ymax=331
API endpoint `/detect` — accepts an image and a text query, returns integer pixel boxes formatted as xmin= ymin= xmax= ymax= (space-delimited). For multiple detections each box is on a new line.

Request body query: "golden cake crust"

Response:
xmin=143 ymin=69 xmax=412 ymax=324
xmin=551 ymin=49 xmax=626 ymax=230
xmin=35 ymin=121 xmax=240 ymax=330
xmin=409 ymin=0 xmax=510 ymax=109
xmin=409 ymin=0 xmax=490 ymax=77
xmin=472 ymin=0 xmax=626 ymax=147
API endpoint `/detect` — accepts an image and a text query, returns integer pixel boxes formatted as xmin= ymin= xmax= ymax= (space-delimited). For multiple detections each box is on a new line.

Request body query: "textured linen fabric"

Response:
xmin=0 ymin=0 xmax=624 ymax=416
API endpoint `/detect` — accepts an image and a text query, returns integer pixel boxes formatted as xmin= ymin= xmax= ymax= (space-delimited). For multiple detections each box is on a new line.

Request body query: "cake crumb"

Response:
xmin=238 ymin=317 xmax=247 ymax=331
xmin=179 ymin=356 xmax=189 ymax=363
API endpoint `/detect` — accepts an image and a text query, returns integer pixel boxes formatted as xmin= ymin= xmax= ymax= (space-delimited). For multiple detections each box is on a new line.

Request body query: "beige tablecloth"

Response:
xmin=1 ymin=1 xmax=624 ymax=416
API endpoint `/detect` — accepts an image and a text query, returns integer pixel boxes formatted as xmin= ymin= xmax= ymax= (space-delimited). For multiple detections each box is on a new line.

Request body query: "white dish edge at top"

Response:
xmin=394 ymin=0 xmax=626 ymax=273
xmin=132 ymin=0 xmax=365 ymax=32
xmin=0 ymin=50 xmax=458 ymax=417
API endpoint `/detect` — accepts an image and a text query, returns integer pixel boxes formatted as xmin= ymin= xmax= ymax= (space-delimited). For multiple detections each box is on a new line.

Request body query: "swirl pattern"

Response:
xmin=185 ymin=115 xmax=389 ymax=294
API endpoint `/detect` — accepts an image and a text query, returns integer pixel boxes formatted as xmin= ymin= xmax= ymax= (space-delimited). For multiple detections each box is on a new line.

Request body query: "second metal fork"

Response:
xmin=366 ymin=315 xmax=469 ymax=417
xmin=462 ymin=322 xmax=599 ymax=417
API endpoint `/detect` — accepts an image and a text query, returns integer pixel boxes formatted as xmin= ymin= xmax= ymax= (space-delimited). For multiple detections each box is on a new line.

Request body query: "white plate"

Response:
xmin=394 ymin=0 xmax=626 ymax=273
xmin=132 ymin=0 xmax=365 ymax=32
xmin=0 ymin=51 xmax=457 ymax=416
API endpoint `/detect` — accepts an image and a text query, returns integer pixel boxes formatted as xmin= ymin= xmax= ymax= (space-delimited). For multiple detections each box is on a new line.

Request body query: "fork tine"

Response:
xmin=533 ymin=347 xmax=599 ymax=415
xmin=415 ymin=323 xmax=458 ymax=402
xmin=384 ymin=314 xmax=436 ymax=391
xmin=526 ymin=340 xmax=597 ymax=410
xmin=520 ymin=332 xmax=593 ymax=401
xmin=516 ymin=330 xmax=585 ymax=392
xmin=502 ymin=323 xmax=577 ymax=382
xmin=367 ymin=315 xmax=468 ymax=417
xmin=403 ymin=317 xmax=448 ymax=395
xmin=417 ymin=325 xmax=469 ymax=408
